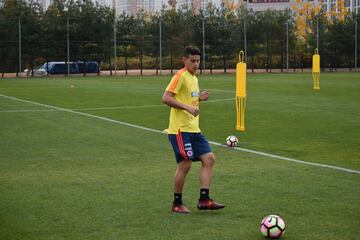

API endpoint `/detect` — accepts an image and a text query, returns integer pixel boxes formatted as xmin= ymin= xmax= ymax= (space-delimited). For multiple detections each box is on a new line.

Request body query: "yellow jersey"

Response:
xmin=166 ymin=68 xmax=201 ymax=134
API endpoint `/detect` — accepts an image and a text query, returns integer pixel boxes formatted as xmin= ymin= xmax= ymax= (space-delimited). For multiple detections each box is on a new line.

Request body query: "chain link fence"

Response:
xmin=1 ymin=15 xmax=359 ymax=77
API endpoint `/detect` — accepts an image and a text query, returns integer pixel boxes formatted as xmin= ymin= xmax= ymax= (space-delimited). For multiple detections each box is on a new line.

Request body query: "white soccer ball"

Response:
xmin=226 ymin=135 xmax=238 ymax=147
xmin=260 ymin=215 xmax=286 ymax=239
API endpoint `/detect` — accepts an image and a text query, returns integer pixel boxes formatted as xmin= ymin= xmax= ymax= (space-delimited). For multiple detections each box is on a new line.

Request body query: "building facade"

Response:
xmin=247 ymin=0 xmax=359 ymax=13
xmin=94 ymin=0 xmax=156 ymax=15
xmin=26 ymin=0 xmax=359 ymax=15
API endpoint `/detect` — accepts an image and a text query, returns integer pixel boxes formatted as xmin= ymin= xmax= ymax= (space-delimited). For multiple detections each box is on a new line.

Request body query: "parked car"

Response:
xmin=43 ymin=62 xmax=79 ymax=74
xmin=76 ymin=61 xmax=99 ymax=73
xmin=25 ymin=61 xmax=99 ymax=76
xmin=24 ymin=67 xmax=47 ymax=77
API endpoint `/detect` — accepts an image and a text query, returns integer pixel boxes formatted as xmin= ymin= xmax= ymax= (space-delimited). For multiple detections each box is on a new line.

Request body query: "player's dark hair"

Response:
xmin=184 ymin=46 xmax=201 ymax=58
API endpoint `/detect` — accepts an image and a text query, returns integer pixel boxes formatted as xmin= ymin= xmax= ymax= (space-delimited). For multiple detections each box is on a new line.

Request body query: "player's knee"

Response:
xmin=183 ymin=164 xmax=192 ymax=173
xmin=178 ymin=160 xmax=192 ymax=173
xmin=209 ymin=153 xmax=216 ymax=166
xmin=202 ymin=153 xmax=215 ymax=167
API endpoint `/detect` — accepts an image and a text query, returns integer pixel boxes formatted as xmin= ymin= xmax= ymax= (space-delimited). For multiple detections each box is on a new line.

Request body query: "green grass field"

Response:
xmin=1 ymin=72 xmax=359 ymax=239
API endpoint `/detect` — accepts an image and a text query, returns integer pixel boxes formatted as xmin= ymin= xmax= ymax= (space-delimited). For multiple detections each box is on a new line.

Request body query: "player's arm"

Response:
xmin=162 ymin=91 xmax=199 ymax=117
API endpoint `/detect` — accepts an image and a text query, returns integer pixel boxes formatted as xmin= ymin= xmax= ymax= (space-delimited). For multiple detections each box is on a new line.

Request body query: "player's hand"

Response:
xmin=200 ymin=90 xmax=210 ymax=101
xmin=186 ymin=106 xmax=199 ymax=117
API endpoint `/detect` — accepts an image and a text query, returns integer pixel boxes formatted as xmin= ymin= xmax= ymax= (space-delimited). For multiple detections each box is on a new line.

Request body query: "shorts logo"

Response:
xmin=186 ymin=150 xmax=193 ymax=157
xmin=184 ymin=143 xmax=193 ymax=157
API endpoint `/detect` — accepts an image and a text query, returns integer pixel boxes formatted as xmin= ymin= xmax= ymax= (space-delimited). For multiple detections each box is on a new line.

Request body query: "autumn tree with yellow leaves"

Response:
xmin=291 ymin=0 xmax=322 ymax=39
xmin=292 ymin=0 xmax=350 ymax=39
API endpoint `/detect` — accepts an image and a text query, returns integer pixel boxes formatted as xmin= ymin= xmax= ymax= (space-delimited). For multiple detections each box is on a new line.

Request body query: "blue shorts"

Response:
xmin=168 ymin=132 xmax=212 ymax=163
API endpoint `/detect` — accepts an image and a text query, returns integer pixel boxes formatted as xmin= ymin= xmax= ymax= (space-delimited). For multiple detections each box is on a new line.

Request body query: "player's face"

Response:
xmin=183 ymin=54 xmax=200 ymax=74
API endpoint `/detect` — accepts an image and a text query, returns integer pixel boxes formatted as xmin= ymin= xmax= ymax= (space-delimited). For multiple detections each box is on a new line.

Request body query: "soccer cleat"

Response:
xmin=197 ymin=199 xmax=225 ymax=210
xmin=172 ymin=204 xmax=191 ymax=214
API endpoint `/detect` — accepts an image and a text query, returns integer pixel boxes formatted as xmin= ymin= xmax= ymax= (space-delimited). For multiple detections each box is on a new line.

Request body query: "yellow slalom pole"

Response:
xmin=312 ymin=48 xmax=320 ymax=90
xmin=236 ymin=51 xmax=246 ymax=131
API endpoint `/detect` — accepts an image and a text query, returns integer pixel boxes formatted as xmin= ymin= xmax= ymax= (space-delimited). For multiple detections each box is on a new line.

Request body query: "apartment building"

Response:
xmin=21 ymin=0 xmax=359 ymax=15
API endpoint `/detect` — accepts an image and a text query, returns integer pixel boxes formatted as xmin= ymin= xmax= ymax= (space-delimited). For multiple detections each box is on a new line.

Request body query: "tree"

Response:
xmin=93 ymin=4 xmax=113 ymax=75
xmin=246 ymin=9 xmax=263 ymax=71
xmin=42 ymin=0 xmax=67 ymax=72
xmin=209 ymin=4 xmax=236 ymax=73
xmin=0 ymin=0 xmax=42 ymax=75
xmin=19 ymin=0 xmax=43 ymax=75
xmin=326 ymin=15 xmax=357 ymax=69
xmin=203 ymin=2 xmax=220 ymax=73
xmin=117 ymin=12 xmax=136 ymax=74
xmin=161 ymin=7 xmax=181 ymax=72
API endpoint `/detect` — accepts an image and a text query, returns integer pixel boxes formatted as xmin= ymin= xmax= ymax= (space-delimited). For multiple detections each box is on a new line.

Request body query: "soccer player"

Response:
xmin=162 ymin=46 xmax=225 ymax=214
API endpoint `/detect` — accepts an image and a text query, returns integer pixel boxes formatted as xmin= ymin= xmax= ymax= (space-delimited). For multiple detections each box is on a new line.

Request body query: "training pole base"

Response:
xmin=236 ymin=126 xmax=245 ymax=131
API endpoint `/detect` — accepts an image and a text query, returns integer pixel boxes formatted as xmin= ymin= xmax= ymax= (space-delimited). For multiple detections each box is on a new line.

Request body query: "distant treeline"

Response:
xmin=0 ymin=0 xmax=359 ymax=75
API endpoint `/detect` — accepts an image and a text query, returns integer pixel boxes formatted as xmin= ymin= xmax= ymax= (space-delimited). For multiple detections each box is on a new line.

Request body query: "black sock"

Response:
xmin=200 ymin=188 xmax=209 ymax=200
xmin=173 ymin=193 xmax=182 ymax=206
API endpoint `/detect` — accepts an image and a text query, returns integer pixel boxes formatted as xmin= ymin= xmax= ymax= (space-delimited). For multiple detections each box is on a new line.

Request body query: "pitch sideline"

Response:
xmin=1 ymin=93 xmax=359 ymax=175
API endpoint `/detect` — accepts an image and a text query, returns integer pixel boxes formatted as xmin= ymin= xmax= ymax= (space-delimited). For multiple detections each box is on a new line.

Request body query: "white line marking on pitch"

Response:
xmin=209 ymin=141 xmax=360 ymax=174
xmin=0 ymin=109 xmax=57 ymax=113
xmin=0 ymin=97 xmax=235 ymax=113
xmin=203 ymin=97 xmax=235 ymax=103
xmin=1 ymin=93 xmax=359 ymax=175
xmin=72 ymin=105 xmax=165 ymax=111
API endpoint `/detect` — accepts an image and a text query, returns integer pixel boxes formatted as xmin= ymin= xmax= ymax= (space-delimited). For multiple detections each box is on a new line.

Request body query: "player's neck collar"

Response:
xmin=185 ymin=68 xmax=195 ymax=76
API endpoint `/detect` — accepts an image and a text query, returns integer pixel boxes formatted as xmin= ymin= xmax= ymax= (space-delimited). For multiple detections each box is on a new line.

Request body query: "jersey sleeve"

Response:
xmin=166 ymin=69 xmax=185 ymax=94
